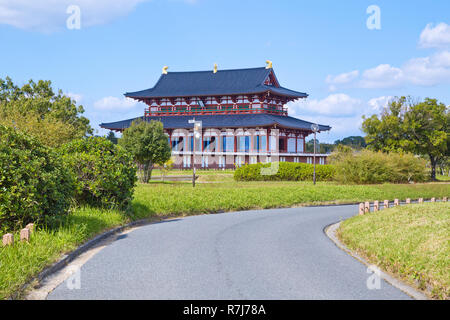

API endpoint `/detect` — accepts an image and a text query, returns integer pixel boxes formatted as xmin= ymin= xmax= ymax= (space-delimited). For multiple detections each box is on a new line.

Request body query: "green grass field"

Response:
xmin=133 ymin=181 xmax=450 ymax=217
xmin=1 ymin=177 xmax=449 ymax=299
xmin=338 ymin=202 xmax=450 ymax=299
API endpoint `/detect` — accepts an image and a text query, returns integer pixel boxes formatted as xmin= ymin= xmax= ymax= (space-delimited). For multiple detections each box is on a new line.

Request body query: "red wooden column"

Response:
xmin=267 ymin=128 xmax=270 ymax=153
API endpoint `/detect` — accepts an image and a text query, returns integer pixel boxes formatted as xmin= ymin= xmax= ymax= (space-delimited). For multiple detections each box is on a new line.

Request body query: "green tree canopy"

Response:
xmin=362 ymin=96 xmax=449 ymax=180
xmin=0 ymin=77 xmax=93 ymax=147
xmin=119 ymin=119 xmax=171 ymax=183
xmin=334 ymin=136 xmax=366 ymax=149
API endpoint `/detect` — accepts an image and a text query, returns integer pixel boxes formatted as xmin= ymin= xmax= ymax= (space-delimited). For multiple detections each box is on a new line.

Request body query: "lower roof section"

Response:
xmin=100 ymin=114 xmax=331 ymax=132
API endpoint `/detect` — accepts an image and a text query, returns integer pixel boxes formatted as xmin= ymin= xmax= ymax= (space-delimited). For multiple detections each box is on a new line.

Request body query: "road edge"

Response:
xmin=325 ymin=221 xmax=429 ymax=300
xmin=15 ymin=216 xmax=170 ymax=300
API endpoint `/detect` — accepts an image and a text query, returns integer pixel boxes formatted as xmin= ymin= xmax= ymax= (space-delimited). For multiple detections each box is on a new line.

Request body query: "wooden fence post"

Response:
xmin=2 ymin=233 xmax=14 ymax=246
xmin=20 ymin=228 xmax=30 ymax=242
xmin=364 ymin=201 xmax=370 ymax=214
xmin=406 ymin=198 xmax=411 ymax=204
xmin=26 ymin=223 xmax=35 ymax=233
xmin=373 ymin=201 xmax=379 ymax=212
xmin=359 ymin=203 xmax=364 ymax=215
xmin=431 ymin=197 xmax=436 ymax=202
xmin=418 ymin=198 xmax=423 ymax=204
xmin=384 ymin=200 xmax=389 ymax=209
xmin=394 ymin=199 xmax=399 ymax=206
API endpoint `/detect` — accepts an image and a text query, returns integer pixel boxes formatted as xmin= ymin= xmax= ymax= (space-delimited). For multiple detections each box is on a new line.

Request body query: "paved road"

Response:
xmin=48 ymin=205 xmax=410 ymax=299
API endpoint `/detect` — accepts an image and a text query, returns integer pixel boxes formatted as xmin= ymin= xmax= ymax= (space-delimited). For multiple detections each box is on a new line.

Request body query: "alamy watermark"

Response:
xmin=66 ymin=5 xmax=81 ymax=30
xmin=66 ymin=265 xmax=81 ymax=290
xmin=366 ymin=5 xmax=381 ymax=30
xmin=366 ymin=265 xmax=382 ymax=290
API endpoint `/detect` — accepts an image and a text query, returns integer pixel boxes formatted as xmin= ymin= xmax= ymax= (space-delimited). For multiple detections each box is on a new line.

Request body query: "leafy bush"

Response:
xmin=234 ymin=162 xmax=335 ymax=182
xmin=60 ymin=137 xmax=137 ymax=210
xmin=329 ymin=149 xmax=428 ymax=184
xmin=0 ymin=125 xmax=74 ymax=232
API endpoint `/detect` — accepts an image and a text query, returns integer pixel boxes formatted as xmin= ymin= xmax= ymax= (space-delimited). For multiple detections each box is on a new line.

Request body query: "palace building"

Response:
xmin=100 ymin=64 xmax=331 ymax=169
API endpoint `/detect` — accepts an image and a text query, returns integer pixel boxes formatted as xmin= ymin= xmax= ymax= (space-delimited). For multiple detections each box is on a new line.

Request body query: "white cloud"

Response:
xmin=367 ymin=96 xmax=394 ymax=113
xmin=94 ymin=96 xmax=139 ymax=111
xmin=66 ymin=92 xmax=83 ymax=103
xmin=0 ymin=0 xmax=149 ymax=32
xmin=288 ymin=94 xmax=363 ymax=117
xmin=288 ymin=94 xmax=395 ymax=141
xmin=403 ymin=51 xmax=450 ymax=86
xmin=419 ymin=23 xmax=450 ymax=48
xmin=359 ymin=64 xmax=404 ymax=89
xmin=326 ymin=70 xmax=359 ymax=91
xmin=326 ymin=52 xmax=450 ymax=90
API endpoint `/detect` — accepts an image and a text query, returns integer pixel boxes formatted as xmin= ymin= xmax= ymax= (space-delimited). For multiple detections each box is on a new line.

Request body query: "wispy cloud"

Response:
xmin=0 ymin=0 xmax=149 ymax=32
xmin=94 ymin=96 xmax=140 ymax=111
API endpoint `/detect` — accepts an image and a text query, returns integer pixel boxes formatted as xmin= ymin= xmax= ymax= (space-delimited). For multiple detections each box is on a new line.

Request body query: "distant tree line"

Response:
xmin=305 ymin=135 xmax=367 ymax=154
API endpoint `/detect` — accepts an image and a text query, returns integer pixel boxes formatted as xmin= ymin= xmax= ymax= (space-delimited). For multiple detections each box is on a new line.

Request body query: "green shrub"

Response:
xmin=234 ymin=162 xmax=335 ymax=182
xmin=329 ymin=149 xmax=428 ymax=184
xmin=0 ymin=125 xmax=74 ymax=232
xmin=60 ymin=137 xmax=137 ymax=210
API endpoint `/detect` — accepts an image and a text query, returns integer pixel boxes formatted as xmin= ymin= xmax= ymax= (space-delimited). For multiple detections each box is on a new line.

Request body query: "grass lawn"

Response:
xmin=132 ymin=181 xmax=450 ymax=217
xmin=338 ymin=202 xmax=450 ymax=299
xmin=0 ymin=179 xmax=449 ymax=299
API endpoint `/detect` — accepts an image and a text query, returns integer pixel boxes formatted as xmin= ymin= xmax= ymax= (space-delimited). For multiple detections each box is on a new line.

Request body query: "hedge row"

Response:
xmin=0 ymin=125 xmax=137 ymax=232
xmin=234 ymin=162 xmax=335 ymax=182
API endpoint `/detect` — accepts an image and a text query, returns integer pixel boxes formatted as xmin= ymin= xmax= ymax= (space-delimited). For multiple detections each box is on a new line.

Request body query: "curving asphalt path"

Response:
xmin=48 ymin=205 xmax=411 ymax=300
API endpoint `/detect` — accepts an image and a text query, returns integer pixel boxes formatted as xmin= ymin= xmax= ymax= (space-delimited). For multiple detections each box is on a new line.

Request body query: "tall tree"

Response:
xmin=119 ymin=119 xmax=171 ymax=183
xmin=362 ymin=96 xmax=449 ymax=180
xmin=0 ymin=77 xmax=93 ymax=146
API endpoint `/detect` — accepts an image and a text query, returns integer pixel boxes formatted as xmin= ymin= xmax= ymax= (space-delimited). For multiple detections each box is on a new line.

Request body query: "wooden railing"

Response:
xmin=145 ymin=105 xmax=288 ymax=117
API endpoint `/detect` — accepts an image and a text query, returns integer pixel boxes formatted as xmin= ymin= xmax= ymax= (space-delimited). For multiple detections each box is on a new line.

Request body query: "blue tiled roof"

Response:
xmin=124 ymin=67 xmax=308 ymax=99
xmin=100 ymin=114 xmax=331 ymax=132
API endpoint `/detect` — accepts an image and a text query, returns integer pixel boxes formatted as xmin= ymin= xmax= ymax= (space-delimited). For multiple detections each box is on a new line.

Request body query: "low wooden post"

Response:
xmin=443 ymin=197 xmax=448 ymax=202
xmin=26 ymin=223 xmax=35 ymax=233
xmin=364 ymin=201 xmax=370 ymax=214
xmin=373 ymin=201 xmax=379 ymax=212
xmin=359 ymin=203 xmax=364 ymax=215
xmin=394 ymin=199 xmax=399 ymax=206
xmin=431 ymin=197 xmax=436 ymax=202
xmin=20 ymin=228 xmax=30 ymax=242
xmin=2 ymin=233 xmax=14 ymax=246
xmin=418 ymin=198 xmax=423 ymax=204
xmin=406 ymin=198 xmax=411 ymax=204
xmin=384 ymin=200 xmax=389 ymax=209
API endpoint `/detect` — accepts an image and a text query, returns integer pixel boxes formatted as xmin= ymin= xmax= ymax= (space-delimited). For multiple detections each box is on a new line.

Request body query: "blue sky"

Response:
xmin=1 ymin=0 xmax=450 ymax=143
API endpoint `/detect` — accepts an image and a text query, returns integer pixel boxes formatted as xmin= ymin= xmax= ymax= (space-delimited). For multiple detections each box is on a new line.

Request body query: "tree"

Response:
xmin=106 ymin=131 xmax=118 ymax=144
xmin=362 ymin=96 xmax=449 ymax=180
xmin=119 ymin=119 xmax=171 ymax=183
xmin=0 ymin=77 xmax=93 ymax=147
xmin=305 ymin=138 xmax=320 ymax=153
xmin=334 ymin=136 xmax=366 ymax=149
